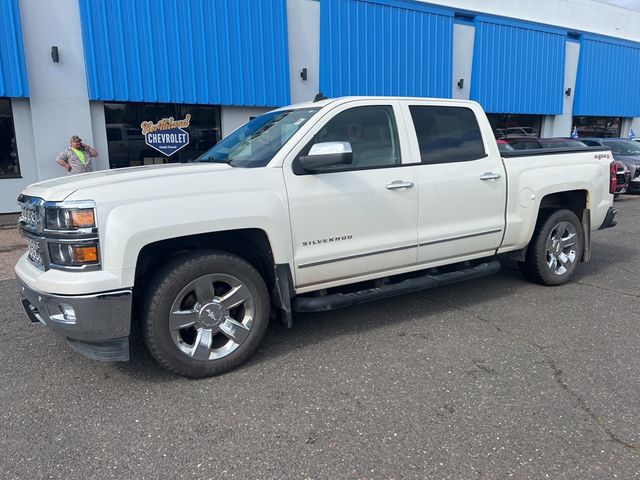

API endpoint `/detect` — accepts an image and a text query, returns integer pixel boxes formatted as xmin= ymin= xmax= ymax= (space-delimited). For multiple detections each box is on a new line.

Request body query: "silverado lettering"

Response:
xmin=302 ymin=235 xmax=352 ymax=246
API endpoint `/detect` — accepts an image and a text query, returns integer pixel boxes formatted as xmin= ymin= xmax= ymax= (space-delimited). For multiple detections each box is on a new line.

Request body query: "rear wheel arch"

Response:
xmin=537 ymin=190 xmax=588 ymax=222
xmin=509 ymin=190 xmax=589 ymax=264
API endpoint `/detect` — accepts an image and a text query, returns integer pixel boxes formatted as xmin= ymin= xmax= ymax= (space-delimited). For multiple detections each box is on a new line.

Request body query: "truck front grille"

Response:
xmin=26 ymin=237 xmax=44 ymax=266
xmin=18 ymin=196 xmax=45 ymax=269
xmin=20 ymin=204 xmax=40 ymax=229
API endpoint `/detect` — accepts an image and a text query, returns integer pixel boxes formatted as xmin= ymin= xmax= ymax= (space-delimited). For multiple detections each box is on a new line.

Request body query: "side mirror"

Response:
xmin=297 ymin=141 xmax=353 ymax=172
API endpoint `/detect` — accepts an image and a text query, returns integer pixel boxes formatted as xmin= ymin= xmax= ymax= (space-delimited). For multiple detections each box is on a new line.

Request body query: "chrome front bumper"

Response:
xmin=17 ymin=276 xmax=132 ymax=361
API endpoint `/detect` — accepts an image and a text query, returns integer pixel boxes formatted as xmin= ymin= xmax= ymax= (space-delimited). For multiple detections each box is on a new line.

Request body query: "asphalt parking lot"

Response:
xmin=1 ymin=197 xmax=639 ymax=480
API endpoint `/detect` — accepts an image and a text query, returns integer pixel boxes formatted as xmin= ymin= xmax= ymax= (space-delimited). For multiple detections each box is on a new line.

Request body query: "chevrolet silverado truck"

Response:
xmin=16 ymin=97 xmax=618 ymax=378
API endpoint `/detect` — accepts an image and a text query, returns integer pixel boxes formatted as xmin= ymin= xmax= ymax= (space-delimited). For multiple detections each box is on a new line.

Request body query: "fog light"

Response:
xmin=60 ymin=304 xmax=76 ymax=323
xmin=50 ymin=303 xmax=76 ymax=324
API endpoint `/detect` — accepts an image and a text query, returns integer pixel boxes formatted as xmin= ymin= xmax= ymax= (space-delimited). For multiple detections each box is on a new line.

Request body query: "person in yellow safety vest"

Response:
xmin=55 ymin=135 xmax=98 ymax=175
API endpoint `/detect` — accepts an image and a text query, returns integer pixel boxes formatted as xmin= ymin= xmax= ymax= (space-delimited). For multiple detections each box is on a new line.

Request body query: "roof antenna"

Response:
xmin=313 ymin=92 xmax=327 ymax=102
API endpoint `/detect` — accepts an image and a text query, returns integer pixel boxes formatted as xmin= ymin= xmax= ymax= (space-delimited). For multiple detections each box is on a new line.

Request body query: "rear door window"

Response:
xmin=409 ymin=106 xmax=486 ymax=164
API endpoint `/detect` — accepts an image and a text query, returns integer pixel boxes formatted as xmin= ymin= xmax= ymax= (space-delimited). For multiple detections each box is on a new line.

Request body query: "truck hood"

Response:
xmin=22 ymin=162 xmax=233 ymax=201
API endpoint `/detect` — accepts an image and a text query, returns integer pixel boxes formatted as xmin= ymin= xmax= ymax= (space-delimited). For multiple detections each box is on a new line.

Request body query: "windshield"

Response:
xmin=197 ymin=108 xmax=320 ymax=167
xmin=601 ymin=139 xmax=640 ymax=156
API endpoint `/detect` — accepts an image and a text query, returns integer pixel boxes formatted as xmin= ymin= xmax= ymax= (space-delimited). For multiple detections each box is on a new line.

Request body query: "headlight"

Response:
xmin=41 ymin=200 xmax=100 ymax=270
xmin=45 ymin=205 xmax=96 ymax=231
xmin=48 ymin=241 xmax=100 ymax=267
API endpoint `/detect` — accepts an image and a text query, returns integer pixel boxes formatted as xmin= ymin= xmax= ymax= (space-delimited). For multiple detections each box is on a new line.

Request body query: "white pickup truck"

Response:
xmin=16 ymin=96 xmax=618 ymax=377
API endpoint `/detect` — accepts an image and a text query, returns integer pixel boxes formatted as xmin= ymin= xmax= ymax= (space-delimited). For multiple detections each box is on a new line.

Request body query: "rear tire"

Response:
xmin=520 ymin=209 xmax=584 ymax=286
xmin=143 ymin=251 xmax=270 ymax=378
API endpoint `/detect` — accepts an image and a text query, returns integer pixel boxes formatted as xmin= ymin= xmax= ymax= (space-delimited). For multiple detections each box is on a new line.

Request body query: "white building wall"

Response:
xmin=287 ymin=0 xmax=321 ymax=104
xmin=542 ymin=40 xmax=581 ymax=138
xmin=17 ymin=0 xmax=94 ymax=193
xmin=221 ymin=107 xmax=271 ymax=138
xmin=631 ymin=118 xmax=640 ymax=138
xmin=451 ymin=23 xmax=475 ymax=101
xmin=89 ymin=101 xmax=110 ymax=172
xmin=620 ymin=118 xmax=633 ymax=138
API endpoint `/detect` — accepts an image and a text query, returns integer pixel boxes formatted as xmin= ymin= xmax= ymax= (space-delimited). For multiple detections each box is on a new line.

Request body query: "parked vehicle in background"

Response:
xmin=580 ymin=138 xmax=640 ymax=193
xmin=506 ymin=137 xmax=587 ymax=150
xmin=506 ymin=137 xmax=628 ymax=196
xmin=506 ymin=127 xmax=538 ymax=137
xmin=496 ymin=139 xmax=514 ymax=152
xmin=15 ymin=96 xmax=617 ymax=378
xmin=613 ymin=161 xmax=631 ymax=196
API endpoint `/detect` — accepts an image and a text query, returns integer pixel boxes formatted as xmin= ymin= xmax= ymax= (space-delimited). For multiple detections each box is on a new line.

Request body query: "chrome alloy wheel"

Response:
xmin=545 ymin=221 xmax=578 ymax=276
xmin=169 ymin=273 xmax=255 ymax=361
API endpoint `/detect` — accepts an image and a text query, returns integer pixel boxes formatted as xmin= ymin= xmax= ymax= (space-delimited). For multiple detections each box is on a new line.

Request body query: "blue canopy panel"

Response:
xmin=0 ymin=0 xmax=29 ymax=97
xmin=470 ymin=17 xmax=565 ymax=115
xmin=573 ymin=35 xmax=640 ymax=117
xmin=78 ymin=0 xmax=290 ymax=107
xmin=320 ymin=0 xmax=453 ymax=99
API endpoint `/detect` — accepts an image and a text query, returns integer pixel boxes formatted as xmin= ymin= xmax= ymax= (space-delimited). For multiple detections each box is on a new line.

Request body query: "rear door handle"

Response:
xmin=386 ymin=180 xmax=414 ymax=190
xmin=479 ymin=172 xmax=501 ymax=181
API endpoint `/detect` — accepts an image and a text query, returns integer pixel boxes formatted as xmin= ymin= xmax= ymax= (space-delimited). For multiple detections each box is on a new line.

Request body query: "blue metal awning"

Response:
xmin=0 ymin=0 xmax=29 ymax=97
xmin=573 ymin=34 xmax=640 ymax=117
xmin=320 ymin=0 xmax=453 ymax=99
xmin=78 ymin=0 xmax=290 ymax=107
xmin=470 ymin=16 xmax=565 ymax=115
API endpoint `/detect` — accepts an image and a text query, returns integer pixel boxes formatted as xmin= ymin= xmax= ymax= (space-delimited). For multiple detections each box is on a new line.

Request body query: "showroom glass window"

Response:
xmin=0 ymin=98 xmax=20 ymax=178
xmin=572 ymin=116 xmax=622 ymax=138
xmin=104 ymin=102 xmax=221 ymax=168
xmin=487 ymin=114 xmax=543 ymax=139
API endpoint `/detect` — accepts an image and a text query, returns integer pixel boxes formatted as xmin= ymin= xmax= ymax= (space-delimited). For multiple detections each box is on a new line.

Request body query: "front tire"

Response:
xmin=143 ymin=251 xmax=270 ymax=378
xmin=520 ymin=209 xmax=584 ymax=286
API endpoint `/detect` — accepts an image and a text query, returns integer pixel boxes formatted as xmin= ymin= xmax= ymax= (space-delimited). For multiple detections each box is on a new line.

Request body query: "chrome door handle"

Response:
xmin=386 ymin=180 xmax=415 ymax=190
xmin=479 ymin=172 xmax=501 ymax=181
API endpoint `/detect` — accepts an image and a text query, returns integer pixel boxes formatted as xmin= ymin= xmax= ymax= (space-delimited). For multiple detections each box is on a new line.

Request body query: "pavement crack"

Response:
xmin=427 ymin=297 xmax=638 ymax=453
xmin=529 ymin=342 xmax=639 ymax=452
xmin=574 ymin=280 xmax=640 ymax=299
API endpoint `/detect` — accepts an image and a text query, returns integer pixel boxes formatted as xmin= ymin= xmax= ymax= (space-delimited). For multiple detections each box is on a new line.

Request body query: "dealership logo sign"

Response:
xmin=140 ymin=114 xmax=191 ymax=156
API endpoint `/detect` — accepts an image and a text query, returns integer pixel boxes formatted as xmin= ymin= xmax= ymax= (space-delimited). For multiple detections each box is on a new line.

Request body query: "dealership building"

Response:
xmin=1 ymin=0 xmax=640 ymax=212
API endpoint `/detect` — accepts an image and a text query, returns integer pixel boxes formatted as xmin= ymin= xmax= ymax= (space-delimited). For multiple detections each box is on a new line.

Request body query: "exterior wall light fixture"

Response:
xmin=51 ymin=46 xmax=60 ymax=63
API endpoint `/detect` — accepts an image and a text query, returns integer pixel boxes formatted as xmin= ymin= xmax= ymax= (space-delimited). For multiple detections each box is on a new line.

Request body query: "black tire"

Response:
xmin=142 ymin=251 xmax=270 ymax=378
xmin=519 ymin=209 xmax=584 ymax=286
